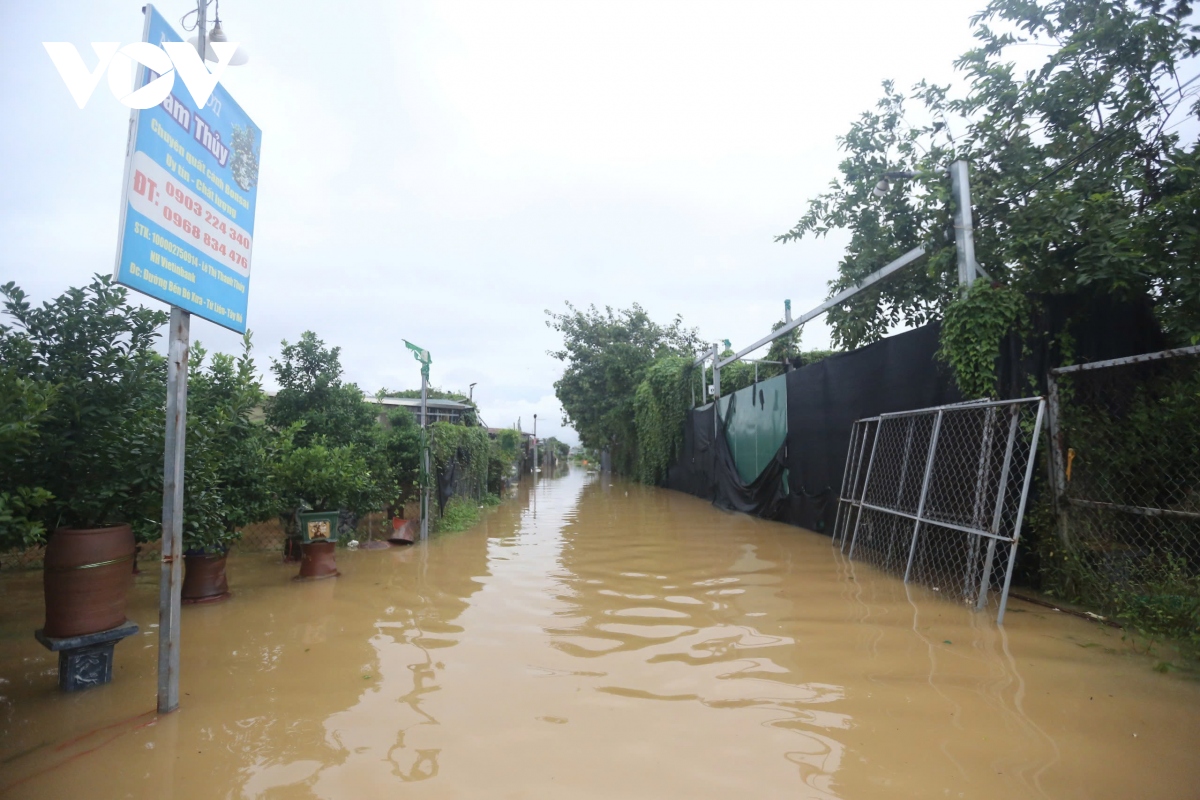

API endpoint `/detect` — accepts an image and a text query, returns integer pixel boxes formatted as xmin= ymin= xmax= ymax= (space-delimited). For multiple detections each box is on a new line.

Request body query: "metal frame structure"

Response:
xmin=837 ymin=396 xmax=1046 ymax=624
xmin=1045 ymin=344 xmax=1200 ymax=548
xmin=691 ymin=160 xmax=987 ymax=392
xmin=832 ymin=417 xmax=879 ymax=546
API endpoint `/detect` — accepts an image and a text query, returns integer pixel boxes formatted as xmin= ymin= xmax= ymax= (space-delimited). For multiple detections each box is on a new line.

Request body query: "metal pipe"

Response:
xmin=950 ymin=160 xmax=978 ymax=292
xmin=420 ymin=369 xmax=429 ymax=541
xmin=847 ymin=419 xmax=885 ymax=558
xmin=976 ymin=404 xmax=1021 ymax=610
xmin=716 ymin=246 xmax=927 ymax=370
xmin=997 ymin=399 xmax=1046 ymax=624
xmin=157 ymin=307 xmax=189 ymax=714
xmin=1045 ymin=372 xmax=1072 ymax=550
xmin=878 ymin=395 xmax=1043 ymax=419
xmin=903 ymin=410 xmax=944 ymax=584
xmin=832 ymin=421 xmax=861 ymax=545
xmin=841 ymin=419 xmax=876 ymax=547
xmin=1050 ymin=343 xmax=1200 ymax=374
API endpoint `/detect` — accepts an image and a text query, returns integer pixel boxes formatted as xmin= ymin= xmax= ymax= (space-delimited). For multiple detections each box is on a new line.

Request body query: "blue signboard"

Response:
xmin=113 ymin=5 xmax=261 ymax=332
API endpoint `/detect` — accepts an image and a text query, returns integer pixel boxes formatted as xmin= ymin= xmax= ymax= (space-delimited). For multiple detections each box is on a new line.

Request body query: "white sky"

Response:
xmin=1 ymin=1 xmax=983 ymax=445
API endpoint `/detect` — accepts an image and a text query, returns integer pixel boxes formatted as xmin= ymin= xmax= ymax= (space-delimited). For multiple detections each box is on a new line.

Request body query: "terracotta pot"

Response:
xmin=296 ymin=541 xmax=339 ymax=581
xmin=181 ymin=552 xmax=232 ymax=604
xmin=43 ymin=525 xmax=135 ymax=638
xmin=388 ymin=519 xmax=415 ymax=545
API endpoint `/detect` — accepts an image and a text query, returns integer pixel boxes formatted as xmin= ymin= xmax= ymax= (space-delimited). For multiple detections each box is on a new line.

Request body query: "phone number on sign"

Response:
xmin=131 ymin=170 xmax=251 ymax=271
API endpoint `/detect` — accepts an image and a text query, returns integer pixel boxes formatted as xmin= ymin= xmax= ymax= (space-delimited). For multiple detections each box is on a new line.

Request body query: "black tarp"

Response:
xmin=782 ymin=322 xmax=960 ymax=534
xmin=664 ymin=295 xmax=1166 ymax=536
xmin=664 ymin=396 xmax=790 ymax=518
xmin=665 ymin=405 xmax=715 ymax=500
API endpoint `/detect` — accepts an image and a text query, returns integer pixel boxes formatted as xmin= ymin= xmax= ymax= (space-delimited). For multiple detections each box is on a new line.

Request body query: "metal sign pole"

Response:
xmin=157 ymin=307 xmax=189 ymax=714
xmin=156 ymin=0 xmax=206 ymax=717
xmin=420 ymin=368 xmax=429 ymax=542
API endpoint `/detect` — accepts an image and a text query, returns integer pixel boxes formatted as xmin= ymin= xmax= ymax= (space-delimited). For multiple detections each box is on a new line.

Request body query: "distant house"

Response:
xmin=377 ymin=396 xmax=475 ymax=426
xmin=257 ymin=392 xmax=478 ymax=427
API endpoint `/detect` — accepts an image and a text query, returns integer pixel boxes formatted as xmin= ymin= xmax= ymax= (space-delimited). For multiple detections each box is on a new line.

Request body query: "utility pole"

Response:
xmin=533 ymin=413 xmax=539 ymax=475
xmin=949 ymin=159 xmax=979 ymax=293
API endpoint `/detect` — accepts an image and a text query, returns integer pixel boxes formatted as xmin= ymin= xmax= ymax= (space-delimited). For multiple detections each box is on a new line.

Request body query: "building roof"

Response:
xmin=380 ymin=396 xmax=473 ymax=410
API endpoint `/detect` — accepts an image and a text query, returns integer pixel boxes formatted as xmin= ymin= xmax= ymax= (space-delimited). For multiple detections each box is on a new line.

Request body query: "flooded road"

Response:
xmin=1 ymin=469 xmax=1198 ymax=798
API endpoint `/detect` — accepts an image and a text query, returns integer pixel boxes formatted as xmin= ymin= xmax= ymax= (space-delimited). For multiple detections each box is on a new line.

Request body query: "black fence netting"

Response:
xmin=667 ymin=321 xmax=955 ymax=527
xmin=667 ymin=323 xmax=960 ymax=531
xmin=781 ymin=322 xmax=960 ymax=534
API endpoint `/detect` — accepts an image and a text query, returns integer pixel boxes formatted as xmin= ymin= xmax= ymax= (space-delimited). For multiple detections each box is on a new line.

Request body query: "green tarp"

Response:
xmin=717 ymin=373 xmax=788 ymax=484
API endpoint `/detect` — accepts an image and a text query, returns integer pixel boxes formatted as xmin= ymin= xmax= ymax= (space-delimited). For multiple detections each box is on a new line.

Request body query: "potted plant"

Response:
xmin=180 ymin=337 xmax=276 ymax=603
xmin=274 ymin=438 xmax=385 ymax=580
xmin=0 ymin=277 xmax=167 ymax=637
xmin=0 ymin=369 xmax=56 ymax=565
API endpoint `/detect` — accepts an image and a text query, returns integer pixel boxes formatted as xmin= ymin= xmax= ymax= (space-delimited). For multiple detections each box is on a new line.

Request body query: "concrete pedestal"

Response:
xmin=34 ymin=620 xmax=139 ymax=692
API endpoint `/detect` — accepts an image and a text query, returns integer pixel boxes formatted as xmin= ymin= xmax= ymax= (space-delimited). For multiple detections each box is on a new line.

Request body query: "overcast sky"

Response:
xmin=1 ymin=1 xmax=983 ymax=445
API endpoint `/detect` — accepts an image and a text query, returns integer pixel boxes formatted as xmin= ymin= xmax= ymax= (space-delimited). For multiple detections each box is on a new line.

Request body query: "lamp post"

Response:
xmin=533 ymin=413 xmax=538 ymax=475
xmin=186 ymin=0 xmax=250 ymax=64
xmin=871 ymin=160 xmax=985 ymax=293
xmin=469 ymin=382 xmax=476 ymax=402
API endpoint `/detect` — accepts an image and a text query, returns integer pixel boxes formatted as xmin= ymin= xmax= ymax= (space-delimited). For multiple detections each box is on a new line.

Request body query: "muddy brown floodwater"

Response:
xmin=1 ymin=470 xmax=1199 ymax=798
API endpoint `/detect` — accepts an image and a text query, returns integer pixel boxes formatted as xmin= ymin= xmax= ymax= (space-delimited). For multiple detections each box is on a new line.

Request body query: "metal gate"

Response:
xmin=833 ymin=397 xmax=1046 ymax=623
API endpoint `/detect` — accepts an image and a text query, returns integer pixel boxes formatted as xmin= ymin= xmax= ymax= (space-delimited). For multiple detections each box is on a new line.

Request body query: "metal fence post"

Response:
xmin=847 ymin=421 xmax=884 ymax=558
xmin=888 ymin=416 xmax=918 ymax=566
xmin=831 ymin=422 xmax=857 ymax=546
xmin=963 ymin=407 xmax=997 ymax=598
xmin=1045 ymin=371 xmax=1072 ymax=550
xmin=997 ymin=399 xmax=1046 ymax=624
xmin=904 ymin=410 xmax=944 ymax=583
xmin=712 ymin=344 xmax=721 ymax=440
xmin=975 ymin=404 xmax=1021 ymax=609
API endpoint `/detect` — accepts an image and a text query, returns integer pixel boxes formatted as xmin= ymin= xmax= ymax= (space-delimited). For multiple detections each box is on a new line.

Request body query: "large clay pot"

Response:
xmin=181 ymin=552 xmax=232 ymax=604
xmin=388 ymin=518 xmax=415 ymax=545
xmin=43 ymin=525 xmax=135 ymax=638
xmin=296 ymin=541 xmax=339 ymax=581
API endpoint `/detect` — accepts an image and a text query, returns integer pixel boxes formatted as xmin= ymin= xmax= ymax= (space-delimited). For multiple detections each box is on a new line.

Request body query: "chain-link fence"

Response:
xmin=1046 ymin=346 xmax=1200 ymax=643
xmin=832 ymin=416 xmax=878 ymax=547
xmin=835 ymin=397 xmax=1046 ymax=622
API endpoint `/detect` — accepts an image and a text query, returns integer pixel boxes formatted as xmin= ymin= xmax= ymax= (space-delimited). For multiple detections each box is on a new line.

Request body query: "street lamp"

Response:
xmin=870 ymin=161 xmax=988 ymax=291
xmin=469 ymin=382 xmax=477 ymax=402
xmin=184 ymin=0 xmax=250 ymax=65
xmin=871 ymin=170 xmax=922 ymax=198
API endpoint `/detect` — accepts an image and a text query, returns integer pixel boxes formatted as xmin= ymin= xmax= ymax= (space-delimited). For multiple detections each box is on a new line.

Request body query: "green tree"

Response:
xmin=778 ymin=0 xmax=1200 ymax=376
xmin=0 ymin=369 xmax=56 ymax=549
xmin=488 ymin=428 xmax=523 ymax=494
xmin=547 ymin=302 xmax=701 ymax=475
xmin=633 ymin=355 xmax=693 ymax=484
xmin=0 ymin=276 xmax=167 ymax=538
xmin=266 ymin=331 xmax=377 ymax=449
xmin=274 ymin=438 xmax=385 ymax=516
xmin=367 ymin=403 xmax=423 ymax=507
xmin=182 ymin=336 xmax=277 ymax=553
